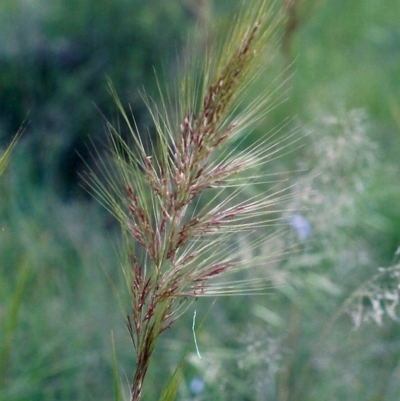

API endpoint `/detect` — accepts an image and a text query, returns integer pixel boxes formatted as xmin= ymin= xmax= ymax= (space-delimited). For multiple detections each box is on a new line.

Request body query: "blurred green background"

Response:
xmin=1 ymin=0 xmax=400 ymax=400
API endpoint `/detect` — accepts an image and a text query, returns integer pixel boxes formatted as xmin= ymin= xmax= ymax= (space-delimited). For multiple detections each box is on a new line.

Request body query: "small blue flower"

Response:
xmin=189 ymin=376 xmax=205 ymax=396
xmin=288 ymin=213 xmax=312 ymax=240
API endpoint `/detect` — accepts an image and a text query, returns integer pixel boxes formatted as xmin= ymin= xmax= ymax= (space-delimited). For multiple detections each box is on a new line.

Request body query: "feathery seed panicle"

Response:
xmin=85 ymin=1 xmax=296 ymax=400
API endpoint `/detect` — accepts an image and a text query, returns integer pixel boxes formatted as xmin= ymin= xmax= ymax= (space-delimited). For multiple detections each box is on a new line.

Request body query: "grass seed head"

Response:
xmin=84 ymin=2 xmax=295 ymax=400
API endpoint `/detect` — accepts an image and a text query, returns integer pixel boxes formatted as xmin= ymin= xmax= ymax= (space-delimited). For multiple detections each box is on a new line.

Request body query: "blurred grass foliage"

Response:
xmin=0 ymin=0 xmax=189 ymax=196
xmin=0 ymin=0 xmax=400 ymax=400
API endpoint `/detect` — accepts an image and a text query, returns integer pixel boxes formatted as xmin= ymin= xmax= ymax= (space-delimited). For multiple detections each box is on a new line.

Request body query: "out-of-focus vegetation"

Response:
xmin=0 ymin=0 xmax=399 ymax=400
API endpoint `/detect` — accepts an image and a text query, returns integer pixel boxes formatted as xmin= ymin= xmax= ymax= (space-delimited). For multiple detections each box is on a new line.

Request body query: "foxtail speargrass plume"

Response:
xmin=85 ymin=1 xmax=297 ymax=400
